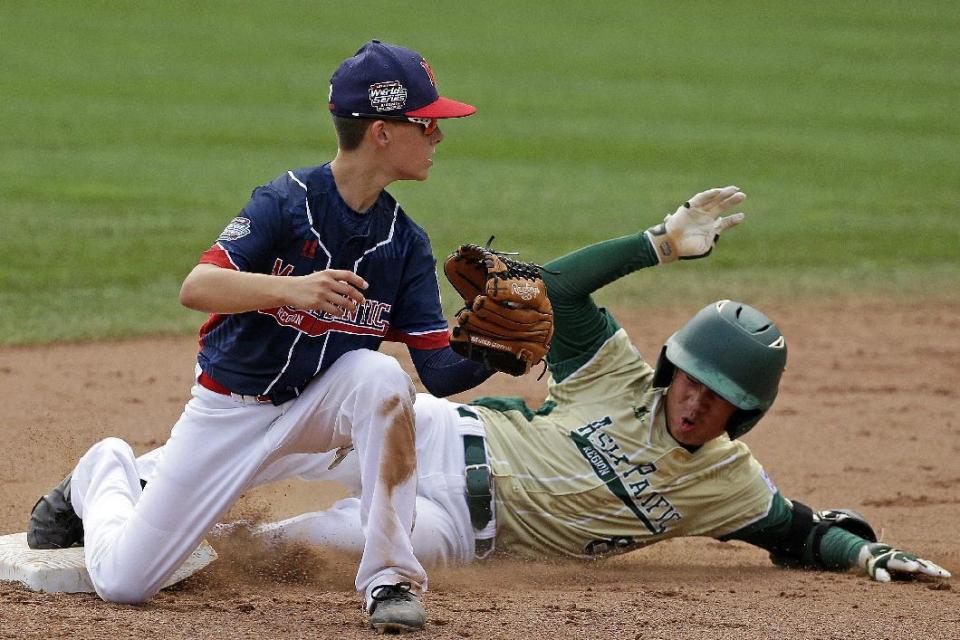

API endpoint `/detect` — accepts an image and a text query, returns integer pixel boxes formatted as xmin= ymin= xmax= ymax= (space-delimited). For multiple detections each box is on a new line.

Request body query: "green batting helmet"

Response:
xmin=652 ymin=300 xmax=787 ymax=439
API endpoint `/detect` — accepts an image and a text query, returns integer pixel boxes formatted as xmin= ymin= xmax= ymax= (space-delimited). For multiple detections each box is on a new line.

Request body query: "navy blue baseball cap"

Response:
xmin=329 ymin=40 xmax=476 ymax=119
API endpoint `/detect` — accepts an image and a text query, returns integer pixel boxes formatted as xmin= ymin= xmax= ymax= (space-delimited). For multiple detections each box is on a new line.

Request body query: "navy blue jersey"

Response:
xmin=196 ymin=164 xmax=449 ymax=400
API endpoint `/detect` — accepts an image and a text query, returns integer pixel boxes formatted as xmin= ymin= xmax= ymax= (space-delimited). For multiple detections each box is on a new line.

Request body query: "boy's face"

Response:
xmin=382 ymin=119 xmax=444 ymax=182
xmin=665 ymin=368 xmax=737 ymax=446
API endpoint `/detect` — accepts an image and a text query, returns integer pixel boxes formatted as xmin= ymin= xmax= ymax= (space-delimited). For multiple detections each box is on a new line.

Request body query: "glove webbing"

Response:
xmin=497 ymin=254 xmax=543 ymax=280
xmin=481 ymin=236 xmax=555 ymax=280
xmin=476 ymin=246 xmax=551 ymax=380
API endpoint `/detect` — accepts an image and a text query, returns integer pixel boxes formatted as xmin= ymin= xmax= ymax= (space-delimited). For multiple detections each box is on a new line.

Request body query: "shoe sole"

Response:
xmin=371 ymin=621 xmax=424 ymax=634
xmin=27 ymin=477 xmax=84 ymax=550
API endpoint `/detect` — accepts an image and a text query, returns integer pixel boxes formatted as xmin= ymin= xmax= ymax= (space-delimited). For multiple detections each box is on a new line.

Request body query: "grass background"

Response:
xmin=1 ymin=1 xmax=958 ymax=344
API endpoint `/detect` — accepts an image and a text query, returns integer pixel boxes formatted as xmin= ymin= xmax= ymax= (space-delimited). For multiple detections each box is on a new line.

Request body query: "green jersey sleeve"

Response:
xmin=720 ymin=492 xmax=869 ymax=570
xmin=542 ymin=232 xmax=659 ymax=382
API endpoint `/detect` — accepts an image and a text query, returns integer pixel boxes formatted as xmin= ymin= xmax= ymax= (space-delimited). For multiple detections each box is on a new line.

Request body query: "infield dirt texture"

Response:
xmin=1 ymin=2 xmax=958 ymax=639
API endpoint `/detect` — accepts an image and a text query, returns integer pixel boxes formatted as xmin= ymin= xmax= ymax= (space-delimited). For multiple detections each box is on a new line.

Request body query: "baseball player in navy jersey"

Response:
xmin=232 ymin=186 xmax=950 ymax=587
xmin=27 ymin=40 xmax=498 ymax=633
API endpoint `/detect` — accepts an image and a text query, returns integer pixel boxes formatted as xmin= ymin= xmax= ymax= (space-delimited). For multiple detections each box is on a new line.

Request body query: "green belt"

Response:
xmin=463 ymin=434 xmax=492 ymax=531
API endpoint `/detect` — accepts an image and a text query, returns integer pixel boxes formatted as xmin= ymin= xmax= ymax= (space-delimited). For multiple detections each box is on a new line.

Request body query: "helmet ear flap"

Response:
xmin=726 ymin=409 xmax=763 ymax=440
xmin=651 ymin=345 xmax=674 ymax=389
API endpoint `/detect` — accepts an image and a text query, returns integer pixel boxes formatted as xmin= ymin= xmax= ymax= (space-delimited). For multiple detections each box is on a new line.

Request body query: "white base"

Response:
xmin=0 ymin=532 xmax=218 ymax=593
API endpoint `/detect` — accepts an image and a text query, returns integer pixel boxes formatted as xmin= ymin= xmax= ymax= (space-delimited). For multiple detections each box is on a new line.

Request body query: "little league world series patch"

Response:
xmin=369 ymin=81 xmax=407 ymax=112
xmin=218 ymin=217 xmax=252 ymax=242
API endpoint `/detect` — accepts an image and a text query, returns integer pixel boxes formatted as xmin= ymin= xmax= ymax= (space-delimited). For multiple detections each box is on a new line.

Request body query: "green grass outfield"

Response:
xmin=1 ymin=1 xmax=958 ymax=345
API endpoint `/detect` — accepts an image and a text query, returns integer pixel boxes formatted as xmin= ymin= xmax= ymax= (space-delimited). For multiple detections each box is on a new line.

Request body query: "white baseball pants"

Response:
xmin=241 ymin=393 xmax=491 ymax=569
xmin=70 ymin=349 xmax=425 ymax=605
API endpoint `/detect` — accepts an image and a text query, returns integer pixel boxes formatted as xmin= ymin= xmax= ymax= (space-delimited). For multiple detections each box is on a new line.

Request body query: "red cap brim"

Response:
xmin=405 ymin=96 xmax=476 ymax=119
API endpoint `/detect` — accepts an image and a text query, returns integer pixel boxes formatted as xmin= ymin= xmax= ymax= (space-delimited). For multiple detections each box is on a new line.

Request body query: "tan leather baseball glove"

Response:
xmin=444 ymin=244 xmax=553 ymax=376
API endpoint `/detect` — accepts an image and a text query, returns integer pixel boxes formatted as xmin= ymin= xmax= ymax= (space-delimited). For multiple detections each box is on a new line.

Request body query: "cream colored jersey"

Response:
xmin=474 ymin=329 xmax=777 ymax=559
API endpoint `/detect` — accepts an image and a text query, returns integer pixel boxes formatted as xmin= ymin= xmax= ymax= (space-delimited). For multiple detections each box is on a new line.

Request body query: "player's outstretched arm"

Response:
xmin=724 ymin=493 xmax=951 ymax=583
xmin=180 ymin=263 xmax=368 ymax=316
xmin=544 ymin=185 xmax=747 ymax=305
xmin=540 ymin=186 xmax=746 ymax=378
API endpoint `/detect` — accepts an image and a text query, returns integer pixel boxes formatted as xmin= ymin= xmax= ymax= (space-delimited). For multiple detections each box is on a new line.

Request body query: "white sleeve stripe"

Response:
xmin=397 ymin=328 xmax=449 ymax=336
xmin=659 ymin=453 xmax=741 ymax=490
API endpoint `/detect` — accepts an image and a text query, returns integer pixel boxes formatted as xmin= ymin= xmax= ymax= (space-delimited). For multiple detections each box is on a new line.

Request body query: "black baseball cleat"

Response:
xmin=27 ymin=472 xmax=84 ymax=549
xmin=368 ymin=582 xmax=426 ymax=634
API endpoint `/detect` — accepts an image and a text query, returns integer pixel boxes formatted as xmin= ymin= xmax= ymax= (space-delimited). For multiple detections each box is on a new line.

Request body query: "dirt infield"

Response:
xmin=1 ymin=299 xmax=958 ymax=639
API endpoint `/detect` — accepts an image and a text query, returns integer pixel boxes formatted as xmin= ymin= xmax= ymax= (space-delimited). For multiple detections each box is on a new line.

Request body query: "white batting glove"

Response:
xmin=858 ymin=543 xmax=952 ymax=583
xmin=645 ymin=185 xmax=746 ymax=263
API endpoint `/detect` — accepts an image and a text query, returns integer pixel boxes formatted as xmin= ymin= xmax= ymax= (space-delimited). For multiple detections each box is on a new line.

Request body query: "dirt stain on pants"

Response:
xmin=378 ymin=394 xmax=416 ymax=497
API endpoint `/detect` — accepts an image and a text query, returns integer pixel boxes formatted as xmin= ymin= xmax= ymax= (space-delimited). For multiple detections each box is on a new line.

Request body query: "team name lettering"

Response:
xmin=573 ymin=417 xmax=612 ymax=438
xmin=582 ymin=445 xmax=613 ymax=477
xmin=622 ymin=461 xmax=657 ymax=478
xmin=571 ymin=416 xmax=681 ymax=538
xmin=271 ymin=258 xmax=295 ymax=277
xmin=260 ymin=259 xmax=391 ymax=338
xmin=275 ymin=306 xmax=304 ymax=327
xmin=338 ymin=299 xmax=390 ymax=332
xmin=262 ymin=300 xmax=393 ymax=338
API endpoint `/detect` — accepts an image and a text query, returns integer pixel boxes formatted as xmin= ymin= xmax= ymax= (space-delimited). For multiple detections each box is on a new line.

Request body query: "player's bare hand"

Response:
xmin=646 ymin=185 xmax=746 ymax=263
xmin=859 ymin=543 xmax=952 ymax=583
xmin=285 ymin=269 xmax=368 ymax=316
